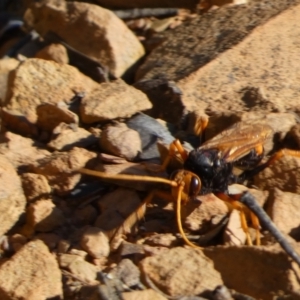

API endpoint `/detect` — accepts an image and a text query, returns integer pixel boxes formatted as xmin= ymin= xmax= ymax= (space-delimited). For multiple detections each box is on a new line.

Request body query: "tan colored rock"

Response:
xmin=266 ymin=189 xmax=300 ymax=240
xmin=48 ymin=122 xmax=98 ymax=151
xmin=254 ymin=154 xmax=300 ymax=194
xmin=21 ymin=173 xmax=51 ymax=202
xmin=223 ymin=209 xmax=246 ymax=246
xmin=31 ymin=147 xmax=97 ymax=195
xmin=140 ymin=247 xmax=223 ymax=296
xmin=80 ymin=226 xmax=110 ymax=258
xmin=25 ymin=0 xmax=145 ymax=77
xmin=0 ymin=240 xmax=62 ymax=300
xmin=36 ymin=102 xmax=78 ymax=131
xmin=0 ymin=131 xmax=50 ymax=170
xmin=58 ymin=253 xmax=98 ymax=283
xmin=122 ymin=289 xmax=168 ymax=300
xmin=0 ymin=155 xmax=26 ymax=236
xmin=35 ymin=232 xmax=60 ymax=250
xmin=137 ymin=1 xmax=300 ymax=114
xmin=25 ymin=199 xmax=65 ymax=233
xmin=4 ymin=58 xmax=98 ymax=129
xmin=100 ymin=123 xmax=142 ymax=161
xmin=95 ymin=188 xmax=142 ymax=232
xmin=183 ymin=193 xmax=229 ymax=232
xmin=143 ymin=233 xmax=178 ymax=247
xmin=35 ymin=43 xmax=69 ymax=64
xmin=1 ymin=108 xmax=39 ymax=137
xmin=80 ymin=79 xmax=152 ymax=123
xmin=0 ymin=58 xmax=20 ymax=106
xmin=204 ymin=245 xmax=300 ymax=300
xmin=9 ymin=234 xmax=27 ymax=253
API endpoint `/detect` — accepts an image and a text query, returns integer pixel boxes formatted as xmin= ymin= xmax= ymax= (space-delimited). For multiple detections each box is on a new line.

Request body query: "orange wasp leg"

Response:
xmin=240 ymin=191 xmax=300 ymax=266
xmin=193 ymin=114 xmax=209 ymax=140
xmin=215 ymin=193 xmax=261 ymax=246
xmin=175 ymin=184 xmax=203 ymax=250
xmin=151 ymin=139 xmax=189 ymax=173
xmin=266 ymin=148 xmax=300 ymax=166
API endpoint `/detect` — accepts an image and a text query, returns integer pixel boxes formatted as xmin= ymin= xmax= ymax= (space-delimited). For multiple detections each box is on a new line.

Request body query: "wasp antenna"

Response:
xmin=175 ymin=185 xmax=203 ymax=250
xmin=79 ymin=168 xmax=177 ymax=187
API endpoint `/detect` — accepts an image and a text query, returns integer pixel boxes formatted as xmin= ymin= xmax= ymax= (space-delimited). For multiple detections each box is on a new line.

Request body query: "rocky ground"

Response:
xmin=1 ymin=0 xmax=300 ymax=299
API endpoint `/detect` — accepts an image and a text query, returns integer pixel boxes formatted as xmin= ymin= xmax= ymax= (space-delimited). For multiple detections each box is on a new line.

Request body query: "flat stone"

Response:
xmin=80 ymin=79 xmax=152 ymax=123
xmin=136 ymin=1 xmax=300 ymax=115
xmin=139 ymin=247 xmax=223 ymax=296
xmin=204 ymin=245 xmax=300 ymax=299
xmin=48 ymin=123 xmax=98 ymax=151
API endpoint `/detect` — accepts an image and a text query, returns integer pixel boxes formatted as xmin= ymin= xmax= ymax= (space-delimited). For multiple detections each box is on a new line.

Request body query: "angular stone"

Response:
xmin=0 ymin=240 xmax=62 ymax=300
xmin=0 ymin=58 xmax=19 ymax=106
xmin=4 ymin=58 xmax=97 ymax=127
xmin=254 ymin=154 xmax=300 ymax=194
xmin=35 ymin=43 xmax=69 ymax=64
xmin=25 ymin=199 xmax=65 ymax=233
xmin=80 ymin=79 xmax=152 ymax=123
xmin=204 ymin=245 xmax=300 ymax=299
xmin=48 ymin=122 xmax=98 ymax=151
xmin=137 ymin=1 xmax=300 ymax=114
xmin=0 ymin=155 xmax=26 ymax=236
xmin=266 ymin=189 xmax=300 ymax=240
xmin=31 ymin=147 xmax=97 ymax=195
xmin=139 ymin=247 xmax=223 ymax=296
xmin=0 ymin=131 xmax=50 ymax=170
xmin=21 ymin=173 xmax=51 ymax=202
xmin=25 ymin=0 xmax=145 ymax=77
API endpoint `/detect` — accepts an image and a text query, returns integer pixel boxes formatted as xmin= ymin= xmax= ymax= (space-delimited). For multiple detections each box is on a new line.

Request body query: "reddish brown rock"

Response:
xmin=80 ymin=79 xmax=152 ymax=123
xmin=35 ymin=43 xmax=69 ymax=64
xmin=139 ymin=247 xmax=223 ymax=296
xmin=31 ymin=147 xmax=97 ymax=195
xmin=0 ymin=155 xmax=26 ymax=236
xmin=0 ymin=240 xmax=62 ymax=300
xmin=204 ymin=245 xmax=300 ymax=299
xmin=100 ymin=123 xmax=142 ymax=161
xmin=21 ymin=173 xmax=51 ymax=202
xmin=25 ymin=0 xmax=145 ymax=77
xmin=136 ymin=1 xmax=300 ymax=114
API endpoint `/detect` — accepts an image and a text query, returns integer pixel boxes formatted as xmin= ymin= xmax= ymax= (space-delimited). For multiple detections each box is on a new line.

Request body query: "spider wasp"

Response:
xmin=80 ymin=120 xmax=300 ymax=265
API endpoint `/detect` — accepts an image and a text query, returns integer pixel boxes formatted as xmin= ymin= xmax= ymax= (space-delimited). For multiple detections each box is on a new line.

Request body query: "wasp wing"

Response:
xmin=199 ymin=123 xmax=273 ymax=162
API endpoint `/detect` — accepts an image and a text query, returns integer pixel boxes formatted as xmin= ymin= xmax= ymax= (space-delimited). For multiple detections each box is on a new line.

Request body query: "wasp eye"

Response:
xmin=189 ymin=176 xmax=201 ymax=197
